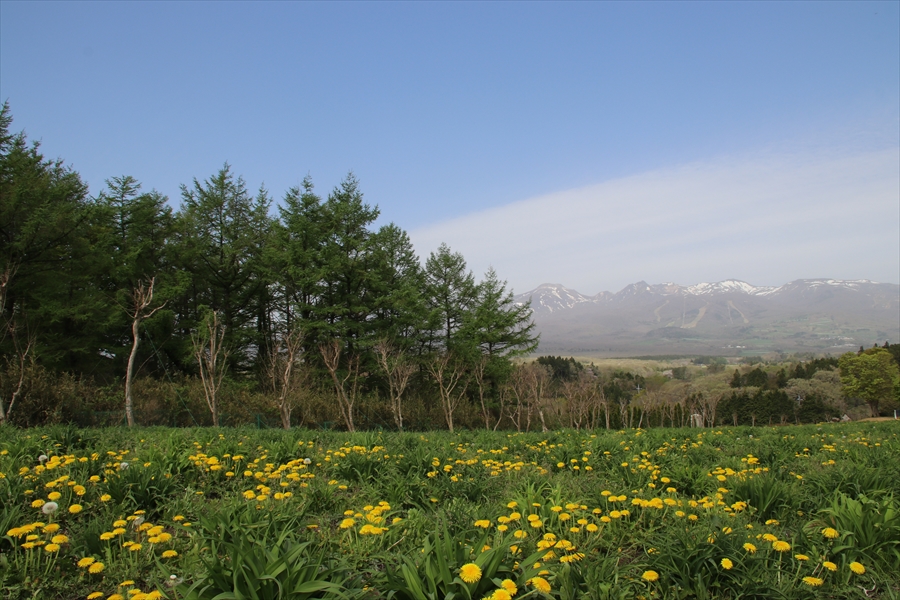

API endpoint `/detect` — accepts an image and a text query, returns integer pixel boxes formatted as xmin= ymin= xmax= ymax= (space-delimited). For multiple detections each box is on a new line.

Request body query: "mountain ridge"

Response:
xmin=513 ymin=279 xmax=900 ymax=357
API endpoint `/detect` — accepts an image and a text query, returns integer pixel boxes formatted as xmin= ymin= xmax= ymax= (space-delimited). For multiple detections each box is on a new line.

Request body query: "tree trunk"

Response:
xmin=125 ymin=278 xmax=164 ymax=427
xmin=125 ymin=316 xmax=140 ymax=427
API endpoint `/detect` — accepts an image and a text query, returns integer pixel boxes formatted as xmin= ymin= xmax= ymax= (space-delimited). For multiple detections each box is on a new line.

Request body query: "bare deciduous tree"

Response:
xmin=470 ymin=354 xmax=494 ymax=430
xmin=426 ymin=351 xmax=468 ymax=432
xmin=508 ymin=362 xmax=551 ymax=432
xmin=0 ymin=261 xmax=35 ymax=426
xmin=0 ymin=319 xmax=34 ymax=426
xmin=192 ymin=311 xmax=229 ymax=427
xmin=0 ymin=261 xmax=14 ymax=328
xmin=125 ymin=277 xmax=166 ymax=427
xmin=374 ymin=340 xmax=414 ymax=431
xmin=561 ymin=371 xmax=600 ymax=430
xmin=320 ymin=339 xmax=360 ymax=432
xmin=267 ymin=326 xmax=307 ymax=429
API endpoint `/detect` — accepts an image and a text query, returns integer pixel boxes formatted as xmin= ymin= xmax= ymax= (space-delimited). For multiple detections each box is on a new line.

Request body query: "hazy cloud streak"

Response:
xmin=410 ymin=146 xmax=900 ymax=295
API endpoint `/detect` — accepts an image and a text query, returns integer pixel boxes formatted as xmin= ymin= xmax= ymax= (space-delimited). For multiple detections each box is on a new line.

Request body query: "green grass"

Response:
xmin=1 ymin=423 xmax=898 ymax=599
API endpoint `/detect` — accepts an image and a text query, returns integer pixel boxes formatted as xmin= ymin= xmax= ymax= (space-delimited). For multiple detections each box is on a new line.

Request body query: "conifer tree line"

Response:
xmin=4 ymin=104 xmax=898 ymax=430
xmin=0 ymin=103 xmax=539 ymax=428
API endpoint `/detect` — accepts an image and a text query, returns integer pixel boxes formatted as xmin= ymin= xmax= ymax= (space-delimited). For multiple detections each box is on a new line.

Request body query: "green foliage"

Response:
xmin=839 ymin=349 xmax=900 ymax=417
xmin=536 ymin=356 xmax=584 ymax=382
xmin=385 ymin=525 xmax=545 ymax=600
xmin=424 ymin=243 xmax=477 ymax=352
xmin=180 ymin=506 xmax=348 ymax=600
xmin=730 ymin=475 xmax=795 ymax=522
xmin=818 ymin=493 xmax=900 ymax=568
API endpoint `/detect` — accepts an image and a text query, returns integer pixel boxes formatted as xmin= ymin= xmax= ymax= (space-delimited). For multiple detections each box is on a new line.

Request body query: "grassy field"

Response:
xmin=1 ymin=422 xmax=898 ymax=600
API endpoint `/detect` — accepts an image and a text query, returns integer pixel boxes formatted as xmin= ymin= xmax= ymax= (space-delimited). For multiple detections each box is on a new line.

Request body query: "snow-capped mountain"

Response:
xmin=514 ymin=279 xmax=900 ymax=356
xmin=517 ymin=283 xmax=606 ymax=313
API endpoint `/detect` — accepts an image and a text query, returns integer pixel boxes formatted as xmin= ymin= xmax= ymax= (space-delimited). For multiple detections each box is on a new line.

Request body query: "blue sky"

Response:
xmin=2 ymin=1 xmax=898 ymax=294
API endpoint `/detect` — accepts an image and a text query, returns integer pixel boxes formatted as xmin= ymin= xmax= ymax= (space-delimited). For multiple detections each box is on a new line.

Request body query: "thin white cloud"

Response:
xmin=410 ymin=145 xmax=900 ymax=295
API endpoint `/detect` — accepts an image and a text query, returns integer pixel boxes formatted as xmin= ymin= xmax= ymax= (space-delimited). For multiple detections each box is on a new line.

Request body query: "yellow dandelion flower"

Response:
xmin=802 ymin=576 xmax=823 ymax=587
xmin=529 ymin=576 xmax=551 ymax=593
xmin=849 ymin=561 xmax=865 ymax=575
xmin=490 ymin=590 xmax=512 ymax=600
xmin=821 ymin=527 xmax=839 ymax=539
xmin=772 ymin=541 xmax=791 ymax=552
xmin=720 ymin=558 xmax=733 ymax=570
xmin=743 ymin=543 xmax=757 ymax=553
xmin=500 ymin=579 xmax=517 ymax=594
xmin=87 ymin=593 xmax=103 ymax=599
xmin=642 ymin=570 xmax=660 ymax=582
xmin=794 ymin=554 xmax=809 ymax=561
xmin=823 ymin=561 xmax=837 ymax=572
xmin=161 ymin=550 xmax=178 ymax=558
xmin=88 ymin=562 xmax=105 ymax=573
xmin=44 ymin=543 xmax=60 ymax=552
xmin=78 ymin=557 xmax=96 ymax=568
xmin=69 ymin=504 xmax=83 ymax=514
xmin=459 ymin=562 xmax=482 ymax=583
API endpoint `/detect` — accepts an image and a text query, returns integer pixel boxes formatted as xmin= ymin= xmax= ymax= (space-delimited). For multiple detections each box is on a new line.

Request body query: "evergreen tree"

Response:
xmin=424 ymin=243 xmax=476 ymax=351
xmin=270 ymin=176 xmax=324 ymax=334
xmin=93 ymin=176 xmax=177 ymax=372
xmin=0 ymin=102 xmax=101 ymax=373
xmin=313 ymin=174 xmax=382 ymax=353
xmin=744 ymin=367 xmax=769 ymax=388
xmin=368 ymin=223 xmax=429 ymax=351
xmin=462 ymin=267 xmax=538 ymax=361
xmin=175 ymin=164 xmax=273 ymax=372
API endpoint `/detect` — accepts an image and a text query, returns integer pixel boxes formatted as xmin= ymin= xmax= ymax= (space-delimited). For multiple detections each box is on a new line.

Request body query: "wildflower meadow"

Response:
xmin=1 ymin=422 xmax=898 ymax=600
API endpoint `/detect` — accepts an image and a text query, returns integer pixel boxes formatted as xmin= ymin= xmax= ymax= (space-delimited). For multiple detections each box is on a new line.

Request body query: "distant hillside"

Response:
xmin=514 ymin=279 xmax=900 ymax=357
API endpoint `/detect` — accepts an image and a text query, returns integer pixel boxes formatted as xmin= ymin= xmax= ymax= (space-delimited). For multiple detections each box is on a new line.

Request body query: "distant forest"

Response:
xmin=2 ymin=103 xmax=898 ymax=430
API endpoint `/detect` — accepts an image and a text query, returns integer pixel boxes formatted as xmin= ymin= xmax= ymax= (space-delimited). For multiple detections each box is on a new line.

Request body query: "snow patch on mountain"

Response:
xmin=686 ymin=280 xmax=772 ymax=295
xmin=520 ymin=283 xmax=594 ymax=313
xmin=515 ymin=278 xmax=888 ymax=314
